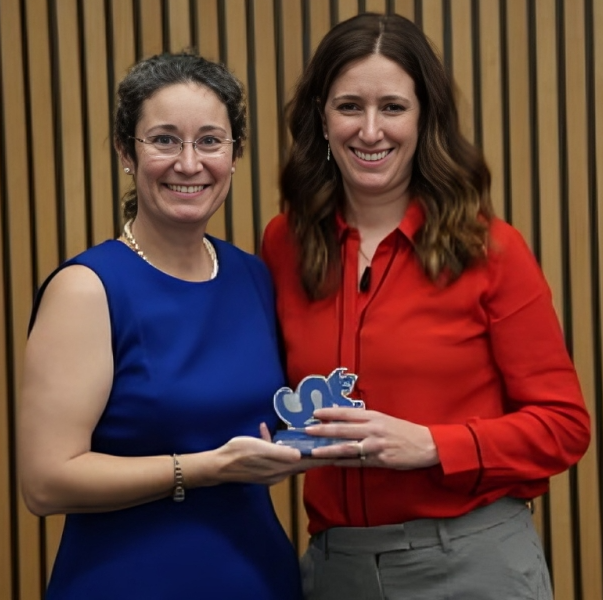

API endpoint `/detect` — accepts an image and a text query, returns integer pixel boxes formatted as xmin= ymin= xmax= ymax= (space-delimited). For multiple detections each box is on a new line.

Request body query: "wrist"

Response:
xmin=422 ymin=426 xmax=440 ymax=467
xmin=179 ymin=450 xmax=224 ymax=488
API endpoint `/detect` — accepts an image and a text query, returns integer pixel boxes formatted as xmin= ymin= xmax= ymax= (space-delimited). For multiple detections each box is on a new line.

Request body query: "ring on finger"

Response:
xmin=357 ymin=441 xmax=366 ymax=461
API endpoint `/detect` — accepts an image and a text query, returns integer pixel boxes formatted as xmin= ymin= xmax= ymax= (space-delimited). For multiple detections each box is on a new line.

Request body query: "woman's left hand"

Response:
xmin=306 ymin=407 xmax=440 ymax=469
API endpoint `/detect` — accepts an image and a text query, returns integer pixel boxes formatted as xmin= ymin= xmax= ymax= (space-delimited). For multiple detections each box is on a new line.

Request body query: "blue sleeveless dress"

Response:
xmin=34 ymin=238 xmax=302 ymax=600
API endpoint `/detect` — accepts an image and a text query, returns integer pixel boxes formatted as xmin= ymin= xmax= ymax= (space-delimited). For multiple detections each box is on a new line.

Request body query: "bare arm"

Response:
xmin=19 ymin=266 xmax=313 ymax=516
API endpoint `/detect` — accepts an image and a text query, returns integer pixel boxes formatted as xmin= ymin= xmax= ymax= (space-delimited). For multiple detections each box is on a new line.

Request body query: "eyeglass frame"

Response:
xmin=129 ymin=134 xmax=238 ymax=158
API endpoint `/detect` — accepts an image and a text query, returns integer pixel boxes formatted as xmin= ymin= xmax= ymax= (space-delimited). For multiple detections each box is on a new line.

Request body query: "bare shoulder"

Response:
xmin=43 ymin=264 xmax=106 ymax=299
xmin=31 ymin=264 xmax=110 ymax=339
xmin=23 ymin=263 xmax=113 ymax=409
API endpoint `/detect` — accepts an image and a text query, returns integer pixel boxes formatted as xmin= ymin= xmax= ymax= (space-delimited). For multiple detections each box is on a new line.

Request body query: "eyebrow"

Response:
xmin=331 ymin=94 xmax=410 ymax=103
xmin=145 ymin=123 xmax=229 ymax=135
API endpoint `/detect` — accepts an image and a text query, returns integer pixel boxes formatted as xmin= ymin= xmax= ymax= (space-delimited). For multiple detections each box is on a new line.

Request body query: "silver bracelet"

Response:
xmin=172 ymin=454 xmax=185 ymax=502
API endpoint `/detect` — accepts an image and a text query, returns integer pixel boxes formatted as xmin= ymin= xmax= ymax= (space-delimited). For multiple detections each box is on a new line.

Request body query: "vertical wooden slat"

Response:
xmin=421 ymin=0 xmax=444 ymax=59
xmin=196 ymin=0 xmax=220 ymax=61
xmin=167 ymin=0 xmax=192 ymax=52
xmin=393 ymin=0 xmax=415 ymax=20
xmin=365 ymin=0 xmax=387 ymax=13
xmin=505 ymin=0 xmax=532 ymax=246
xmin=0 ymin=0 xmax=37 ymax=598
xmin=279 ymin=0 xmax=304 ymax=92
xmin=253 ymin=0 xmax=280 ymax=235
xmin=139 ymin=0 xmax=164 ymax=58
xmin=25 ymin=0 xmax=59 ymax=280
xmin=337 ymin=0 xmax=358 ymax=23
xmin=309 ymin=0 xmax=331 ymax=55
xmin=111 ymin=0 xmax=136 ymax=221
xmin=563 ymin=1 xmax=603 ymax=597
xmin=224 ymin=0 xmax=254 ymax=253
xmin=278 ymin=0 xmax=303 ymax=155
xmin=83 ymin=0 xmax=115 ymax=246
xmin=56 ymin=0 xmax=87 ymax=257
xmin=478 ymin=0 xmax=505 ymax=217
xmin=450 ymin=0 xmax=474 ymax=142
xmin=111 ymin=0 xmax=136 ymax=91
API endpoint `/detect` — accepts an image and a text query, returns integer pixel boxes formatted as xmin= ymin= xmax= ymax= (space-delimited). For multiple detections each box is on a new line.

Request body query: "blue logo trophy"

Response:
xmin=273 ymin=368 xmax=365 ymax=455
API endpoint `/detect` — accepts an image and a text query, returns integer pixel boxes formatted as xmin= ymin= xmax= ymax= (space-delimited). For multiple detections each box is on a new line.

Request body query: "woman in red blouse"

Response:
xmin=262 ymin=12 xmax=590 ymax=600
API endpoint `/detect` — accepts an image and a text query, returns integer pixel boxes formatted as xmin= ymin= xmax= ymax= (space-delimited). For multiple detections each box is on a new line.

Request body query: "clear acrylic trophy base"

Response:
xmin=273 ymin=428 xmax=348 ymax=456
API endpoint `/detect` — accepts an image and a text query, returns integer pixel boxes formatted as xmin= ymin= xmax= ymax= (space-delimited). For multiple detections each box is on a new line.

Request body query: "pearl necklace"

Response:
xmin=122 ymin=219 xmax=218 ymax=279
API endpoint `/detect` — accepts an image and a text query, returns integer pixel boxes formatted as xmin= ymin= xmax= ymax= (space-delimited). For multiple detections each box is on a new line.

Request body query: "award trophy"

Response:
xmin=273 ymin=367 xmax=365 ymax=455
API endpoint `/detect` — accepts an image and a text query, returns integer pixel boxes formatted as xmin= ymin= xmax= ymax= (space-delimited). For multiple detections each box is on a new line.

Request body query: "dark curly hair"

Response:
xmin=281 ymin=13 xmax=493 ymax=299
xmin=114 ymin=51 xmax=247 ymax=220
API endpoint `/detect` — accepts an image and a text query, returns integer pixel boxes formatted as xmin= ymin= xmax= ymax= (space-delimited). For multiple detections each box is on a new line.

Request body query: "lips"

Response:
xmin=166 ymin=184 xmax=208 ymax=193
xmin=353 ymin=149 xmax=391 ymax=161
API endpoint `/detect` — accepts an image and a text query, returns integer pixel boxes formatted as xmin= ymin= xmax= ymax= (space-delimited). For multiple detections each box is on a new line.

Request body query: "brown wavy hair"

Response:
xmin=114 ymin=51 xmax=247 ymax=221
xmin=281 ymin=13 xmax=493 ymax=299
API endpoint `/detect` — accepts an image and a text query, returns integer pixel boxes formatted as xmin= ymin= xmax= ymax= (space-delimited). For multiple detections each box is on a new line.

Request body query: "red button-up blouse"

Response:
xmin=261 ymin=202 xmax=590 ymax=535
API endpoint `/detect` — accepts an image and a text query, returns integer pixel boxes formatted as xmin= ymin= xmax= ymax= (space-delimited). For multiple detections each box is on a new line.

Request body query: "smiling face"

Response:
xmin=322 ymin=53 xmax=421 ymax=207
xmin=120 ymin=82 xmax=235 ymax=228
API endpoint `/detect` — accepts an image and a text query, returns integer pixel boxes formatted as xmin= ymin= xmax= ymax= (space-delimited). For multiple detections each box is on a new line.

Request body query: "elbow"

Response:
xmin=575 ymin=404 xmax=592 ymax=454
xmin=561 ymin=410 xmax=592 ymax=468
xmin=20 ymin=480 xmax=63 ymax=517
xmin=22 ymin=493 xmax=54 ymax=517
xmin=574 ymin=419 xmax=592 ymax=461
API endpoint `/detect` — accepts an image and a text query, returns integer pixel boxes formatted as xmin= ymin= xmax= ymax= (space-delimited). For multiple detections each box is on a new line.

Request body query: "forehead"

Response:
xmin=138 ymin=82 xmax=230 ymax=130
xmin=328 ymin=54 xmax=416 ymax=99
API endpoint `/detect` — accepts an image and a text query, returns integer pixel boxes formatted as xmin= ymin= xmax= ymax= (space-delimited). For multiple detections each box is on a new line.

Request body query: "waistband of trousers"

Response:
xmin=310 ymin=497 xmax=529 ymax=554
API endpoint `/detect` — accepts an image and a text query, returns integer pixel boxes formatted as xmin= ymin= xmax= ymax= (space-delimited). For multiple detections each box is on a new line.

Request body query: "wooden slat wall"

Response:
xmin=0 ymin=1 xmax=601 ymax=598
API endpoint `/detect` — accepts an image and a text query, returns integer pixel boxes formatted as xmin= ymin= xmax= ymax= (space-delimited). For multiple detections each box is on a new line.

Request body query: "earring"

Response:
xmin=327 ymin=143 xmax=331 ymax=161
xmin=231 ymin=166 xmax=235 ymax=173
xmin=124 ymin=167 xmax=131 ymax=174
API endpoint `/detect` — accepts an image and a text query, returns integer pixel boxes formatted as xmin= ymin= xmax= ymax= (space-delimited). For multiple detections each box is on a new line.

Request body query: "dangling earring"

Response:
xmin=327 ymin=143 xmax=331 ymax=161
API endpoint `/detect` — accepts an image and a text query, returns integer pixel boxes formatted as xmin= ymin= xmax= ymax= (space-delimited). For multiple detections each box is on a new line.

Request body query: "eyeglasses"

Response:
xmin=131 ymin=134 xmax=237 ymax=158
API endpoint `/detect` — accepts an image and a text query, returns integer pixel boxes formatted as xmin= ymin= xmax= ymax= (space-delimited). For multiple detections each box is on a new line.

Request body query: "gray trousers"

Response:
xmin=300 ymin=498 xmax=553 ymax=600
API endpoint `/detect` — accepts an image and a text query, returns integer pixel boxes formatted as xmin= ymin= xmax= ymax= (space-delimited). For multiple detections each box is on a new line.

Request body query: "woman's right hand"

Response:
xmin=184 ymin=423 xmax=324 ymax=487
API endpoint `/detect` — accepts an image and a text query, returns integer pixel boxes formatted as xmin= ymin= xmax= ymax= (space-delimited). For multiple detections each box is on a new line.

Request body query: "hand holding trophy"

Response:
xmin=273 ymin=368 xmax=365 ymax=456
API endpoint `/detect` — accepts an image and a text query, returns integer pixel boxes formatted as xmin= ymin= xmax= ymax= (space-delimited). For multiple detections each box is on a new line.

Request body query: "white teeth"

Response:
xmin=354 ymin=149 xmax=389 ymax=161
xmin=167 ymin=184 xmax=206 ymax=193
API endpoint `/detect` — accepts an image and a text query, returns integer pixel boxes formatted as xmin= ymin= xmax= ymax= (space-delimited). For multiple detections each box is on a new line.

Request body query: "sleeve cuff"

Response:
xmin=428 ymin=423 xmax=482 ymax=492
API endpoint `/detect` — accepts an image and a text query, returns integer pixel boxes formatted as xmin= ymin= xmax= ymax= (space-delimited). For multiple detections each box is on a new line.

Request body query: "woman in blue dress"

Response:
xmin=19 ymin=52 xmax=308 ymax=600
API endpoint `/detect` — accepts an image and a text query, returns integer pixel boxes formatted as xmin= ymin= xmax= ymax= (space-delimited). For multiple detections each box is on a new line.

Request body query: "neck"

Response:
xmin=344 ymin=188 xmax=411 ymax=236
xmin=121 ymin=217 xmax=218 ymax=282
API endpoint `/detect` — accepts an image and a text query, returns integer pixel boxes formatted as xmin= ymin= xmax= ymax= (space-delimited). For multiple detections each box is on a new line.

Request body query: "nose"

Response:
xmin=174 ymin=142 xmax=203 ymax=173
xmin=358 ymin=109 xmax=384 ymax=145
